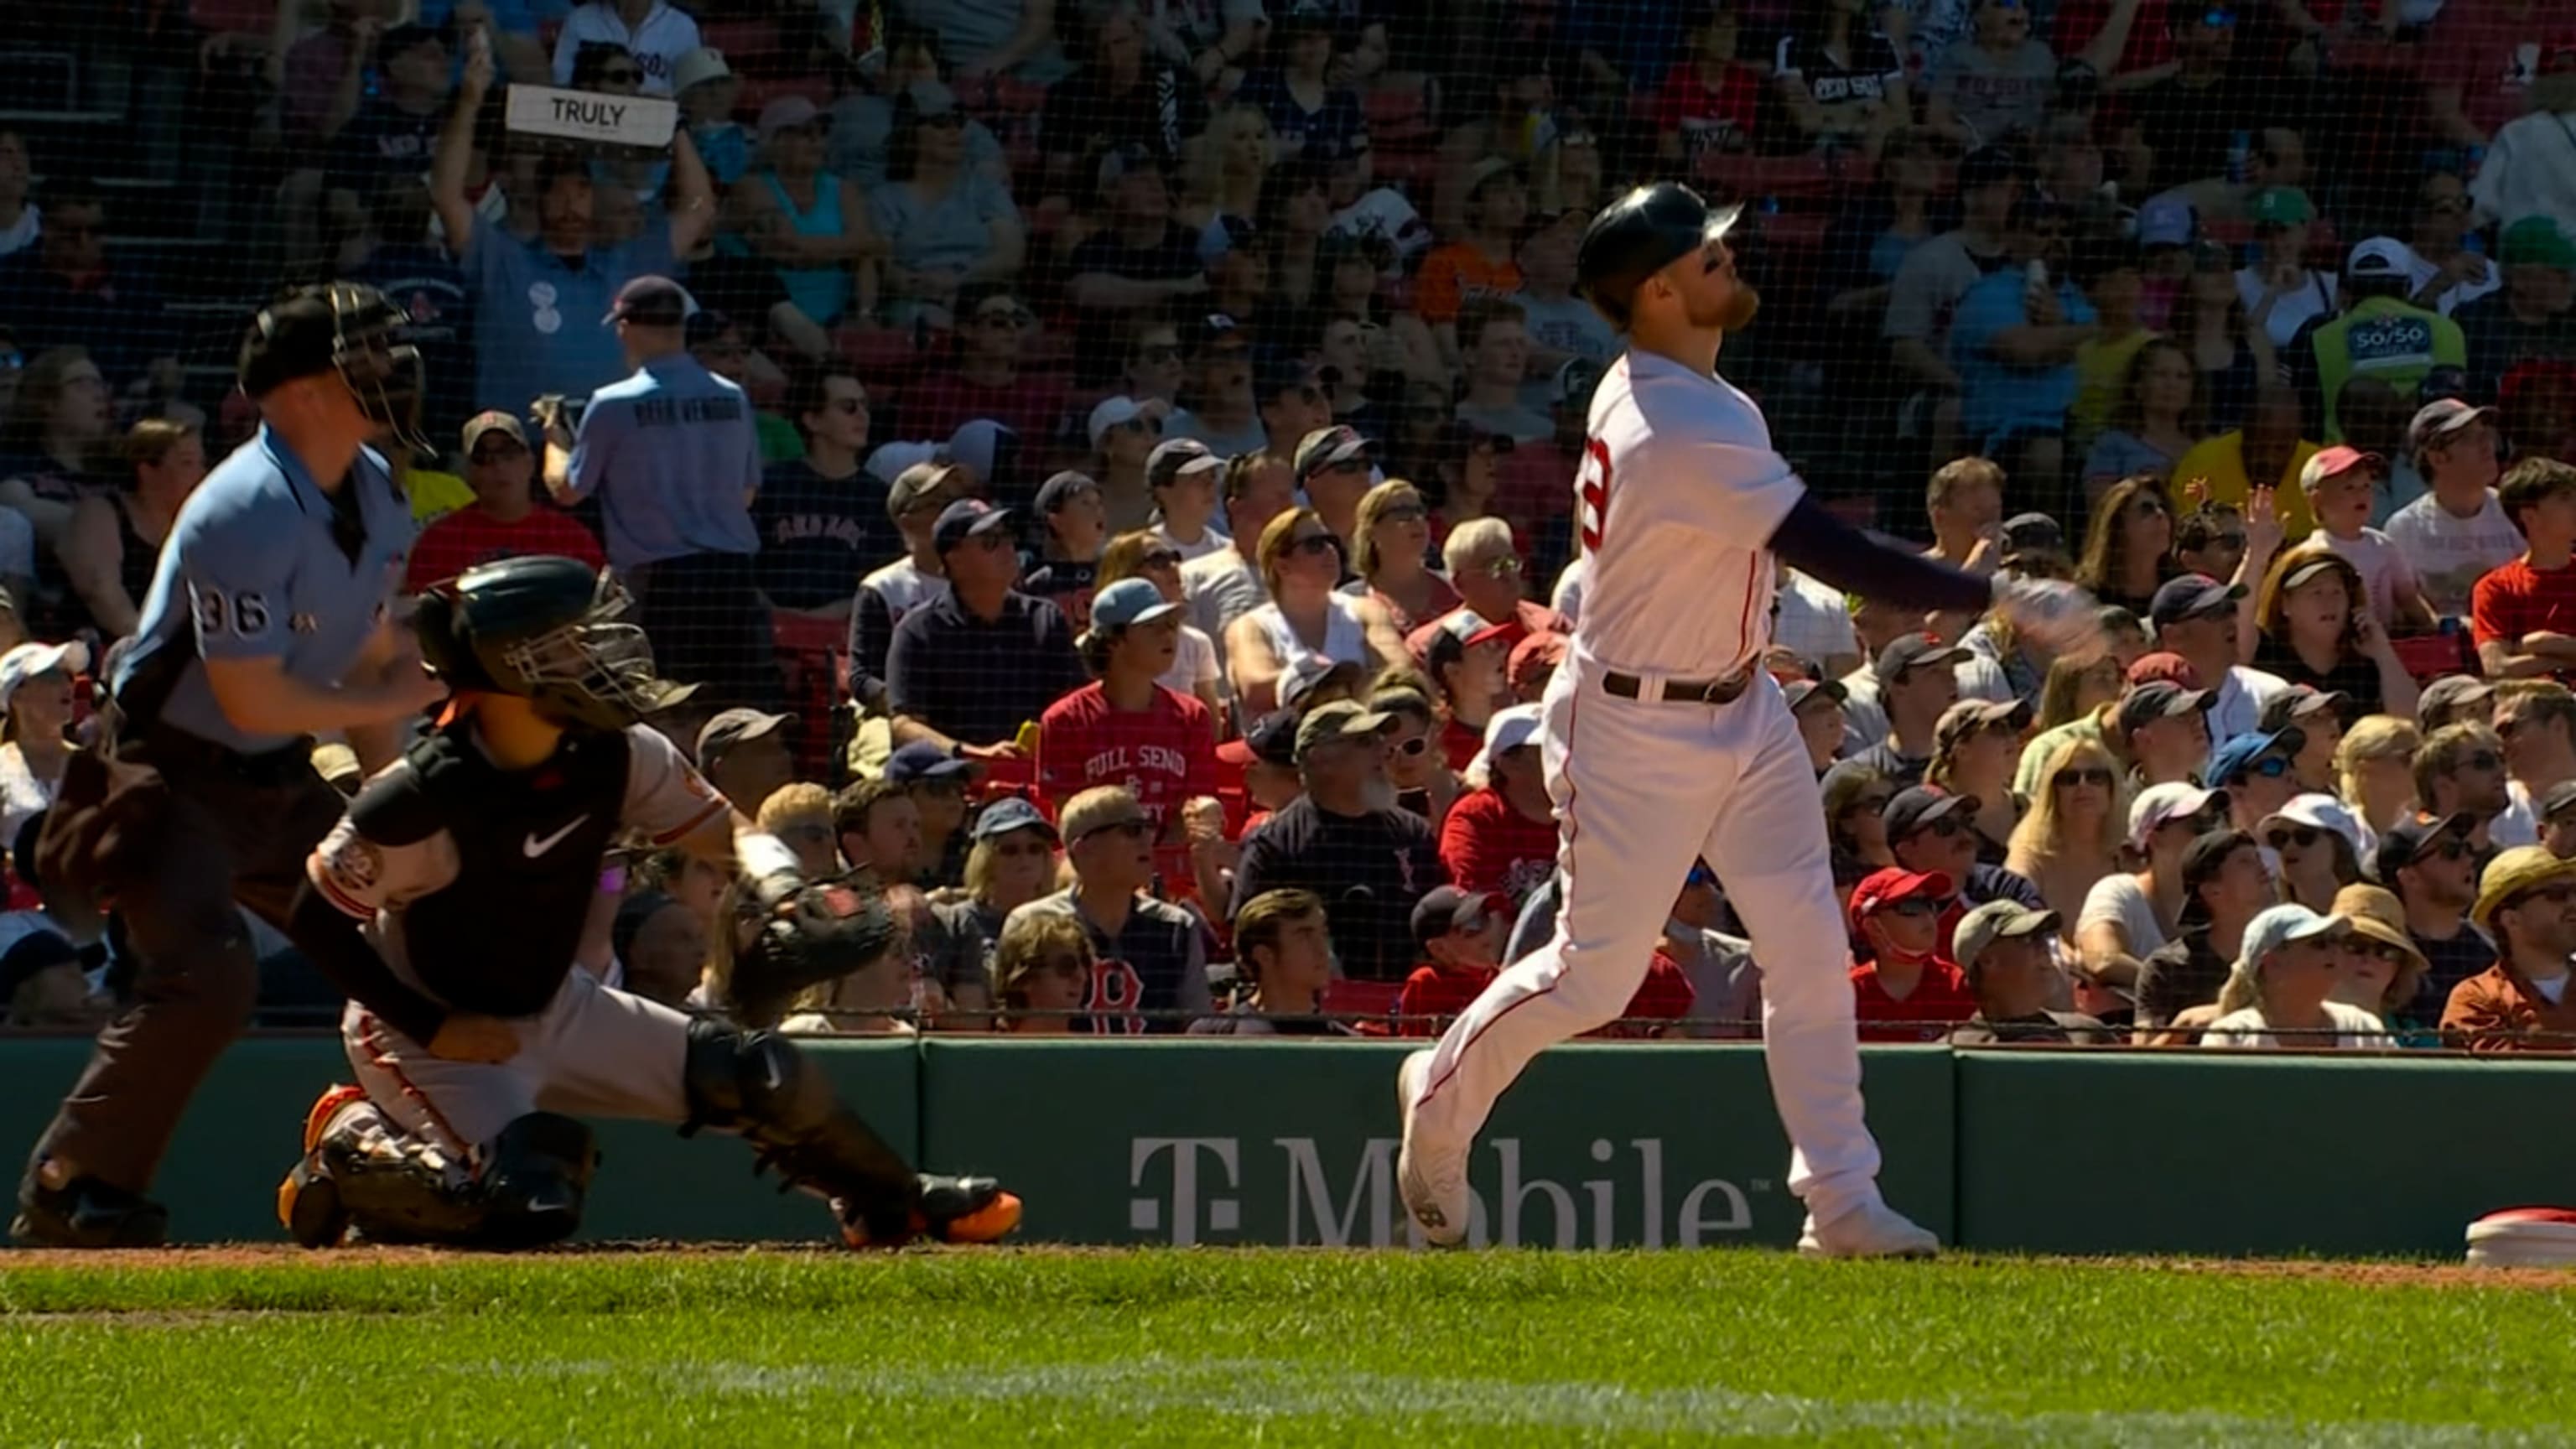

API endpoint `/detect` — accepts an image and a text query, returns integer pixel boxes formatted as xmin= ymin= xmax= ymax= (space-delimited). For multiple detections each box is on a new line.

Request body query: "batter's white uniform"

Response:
xmin=1408 ymin=347 xmax=1886 ymax=1225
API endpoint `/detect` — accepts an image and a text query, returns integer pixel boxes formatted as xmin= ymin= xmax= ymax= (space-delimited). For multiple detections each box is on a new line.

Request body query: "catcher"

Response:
xmin=274 ymin=554 xmax=1020 ymax=1249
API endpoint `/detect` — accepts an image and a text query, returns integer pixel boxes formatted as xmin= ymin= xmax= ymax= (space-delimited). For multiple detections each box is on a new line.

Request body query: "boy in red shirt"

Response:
xmin=405 ymin=412 xmax=605 ymax=590
xmin=1847 ymin=866 xmax=1979 ymax=1043
xmin=1399 ymin=885 xmax=1511 ymax=1036
xmin=1036 ymin=578 xmax=1218 ymax=844
xmin=2473 ymin=459 xmax=2576 ymax=683
xmin=1439 ymin=704 xmax=1560 ymax=901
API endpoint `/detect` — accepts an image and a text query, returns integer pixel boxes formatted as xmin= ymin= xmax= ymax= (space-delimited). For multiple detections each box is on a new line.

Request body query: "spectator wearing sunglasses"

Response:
xmin=1009 ymin=786 xmax=1210 ymax=1034
xmin=1882 ymin=786 xmax=2049 ymax=960
xmin=1441 ymin=705 xmax=1558 ymax=905
xmin=404 ymin=413 xmax=604 ymax=593
xmin=2078 ymin=782 xmax=2223 ymax=1000
xmin=2412 ymin=722 xmax=2511 ymax=843
xmin=1950 ymin=901 xmax=2119 ymax=1045
xmin=1343 ymin=480 xmax=1461 ymax=637
xmin=2196 ymin=903 xmax=2383 ymax=1050
xmin=1227 ymin=507 xmax=1408 ymax=718
xmin=882 ymin=743 xmax=981 ymax=891
xmin=2257 ymin=685 xmax=2347 ymax=795
xmin=2376 ymin=811 xmax=2491 ymax=1013
xmin=2132 ymin=827 xmax=2273 ymax=1039
xmin=1826 ymin=767 xmax=1899 ymax=877
xmin=1374 ymin=689 xmax=1463 ymax=833
xmin=1230 ymin=701 xmax=1447 ymax=983
xmin=2493 ymin=683 xmax=2576 ymax=849
xmin=2210 ymin=728 xmax=2303 ymax=838
xmin=1088 ymin=397 xmax=1168 ymax=535
xmin=2449 ymin=842 xmax=2576 ymax=1052
xmin=753 ymin=365 xmax=886 ymax=621
xmin=2330 ymin=884 xmax=2433 ymax=1036
xmin=550 ymin=0 xmax=702 ymax=93
xmin=887 ymin=500 xmax=1088 ymax=761
xmin=1439 ymin=517 xmax=1567 ymax=645
xmin=944 ymin=797 xmax=1064 ymax=1010
xmin=2005 ymin=735 xmax=2127 ymax=935
xmin=1398 ymin=885 xmax=1511 ymax=1037
xmin=901 ymin=288 xmax=1067 ymax=444
xmin=1847 ymin=867 xmax=1979 ymax=1043
xmin=2257 ymin=793 xmax=2364 ymax=913
xmin=990 ymin=911 xmax=1093 ymax=1036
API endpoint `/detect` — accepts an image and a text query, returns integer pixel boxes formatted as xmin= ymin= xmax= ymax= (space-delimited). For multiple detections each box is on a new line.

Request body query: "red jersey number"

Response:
xmin=1086 ymin=958 xmax=1148 ymax=1035
xmin=1576 ymin=439 xmax=1612 ymax=555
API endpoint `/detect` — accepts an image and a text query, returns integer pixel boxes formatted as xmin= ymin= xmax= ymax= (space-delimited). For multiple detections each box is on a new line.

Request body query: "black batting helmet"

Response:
xmin=1576 ymin=184 xmax=1743 ymax=330
xmin=414 ymin=555 xmax=695 ymax=732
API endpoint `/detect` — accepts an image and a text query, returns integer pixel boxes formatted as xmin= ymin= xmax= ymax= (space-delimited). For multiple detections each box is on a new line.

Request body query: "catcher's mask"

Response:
xmin=238 ymin=282 xmax=429 ymax=454
xmin=415 ymin=555 xmax=696 ymax=732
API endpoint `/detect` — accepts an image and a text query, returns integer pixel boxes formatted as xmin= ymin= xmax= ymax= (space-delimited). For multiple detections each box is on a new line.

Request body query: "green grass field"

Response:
xmin=4 ymin=1249 xmax=2574 ymax=1446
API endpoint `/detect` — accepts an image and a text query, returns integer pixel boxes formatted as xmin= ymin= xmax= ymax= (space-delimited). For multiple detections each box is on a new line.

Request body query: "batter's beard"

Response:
xmin=1713 ymin=284 xmax=1761 ymax=334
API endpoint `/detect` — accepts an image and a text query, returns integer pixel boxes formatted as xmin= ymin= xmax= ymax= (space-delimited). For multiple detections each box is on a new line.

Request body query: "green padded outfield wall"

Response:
xmin=859 ymin=1040 xmax=1952 ymax=1249
xmin=4 ymin=1037 xmax=2573 ymax=1254
xmin=1951 ymin=1050 xmax=2576 ymax=1257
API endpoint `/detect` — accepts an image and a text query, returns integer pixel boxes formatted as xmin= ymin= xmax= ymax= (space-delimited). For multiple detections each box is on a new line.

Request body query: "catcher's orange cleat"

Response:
xmin=302 ymin=1083 xmax=370 ymax=1154
xmin=839 ymin=1175 xmax=1022 ymax=1249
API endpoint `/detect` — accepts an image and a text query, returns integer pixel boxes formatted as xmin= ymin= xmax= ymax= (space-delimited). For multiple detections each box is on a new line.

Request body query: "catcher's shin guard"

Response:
xmin=682 ymin=1018 xmax=1010 ymax=1244
xmin=477 ymin=1112 xmax=597 ymax=1249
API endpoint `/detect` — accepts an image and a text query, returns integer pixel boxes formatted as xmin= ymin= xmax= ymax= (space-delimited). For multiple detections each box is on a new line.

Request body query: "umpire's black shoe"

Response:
xmin=12 ymin=1174 xmax=171 ymax=1249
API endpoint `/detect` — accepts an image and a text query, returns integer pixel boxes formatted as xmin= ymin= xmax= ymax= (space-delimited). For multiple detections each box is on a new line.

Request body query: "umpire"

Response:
xmin=541 ymin=275 xmax=783 ymax=716
xmin=14 ymin=283 xmax=449 ymax=1247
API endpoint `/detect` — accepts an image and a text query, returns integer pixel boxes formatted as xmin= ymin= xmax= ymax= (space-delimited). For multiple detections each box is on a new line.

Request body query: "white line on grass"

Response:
xmin=471 ymin=1357 xmax=2573 ymax=1446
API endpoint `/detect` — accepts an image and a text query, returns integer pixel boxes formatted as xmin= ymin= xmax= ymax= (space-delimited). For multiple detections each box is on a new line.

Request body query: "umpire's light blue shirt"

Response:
xmin=465 ymin=212 xmax=678 ymax=418
xmin=117 ymin=425 xmax=416 ymax=756
xmin=564 ymin=352 xmax=762 ymax=571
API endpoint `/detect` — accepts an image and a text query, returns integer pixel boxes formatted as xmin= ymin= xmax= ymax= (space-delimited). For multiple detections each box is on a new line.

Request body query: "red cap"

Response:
xmin=2123 ymin=651 xmax=2200 ymax=689
xmin=2544 ymin=30 xmax=2576 ymax=73
xmin=2298 ymin=444 xmax=2384 ymax=491
xmin=1507 ymin=630 xmax=1567 ymax=696
xmin=1847 ymin=867 xmax=1955 ymax=933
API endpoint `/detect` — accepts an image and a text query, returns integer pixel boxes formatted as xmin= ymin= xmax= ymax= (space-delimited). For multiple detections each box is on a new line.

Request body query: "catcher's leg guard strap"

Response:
xmin=682 ymin=1019 xmax=917 ymax=1233
xmin=323 ymin=1138 xmax=495 ymax=1247
xmin=479 ymin=1111 xmax=596 ymax=1249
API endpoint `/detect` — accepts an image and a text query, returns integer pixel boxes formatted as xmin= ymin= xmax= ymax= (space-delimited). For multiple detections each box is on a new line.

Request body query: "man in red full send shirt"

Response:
xmin=1438 ymin=704 xmax=1561 ymax=902
xmin=2474 ymin=459 xmax=2576 ymax=683
xmin=1036 ymin=577 xmax=1218 ymax=844
xmin=406 ymin=412 xmax=605 ymax=590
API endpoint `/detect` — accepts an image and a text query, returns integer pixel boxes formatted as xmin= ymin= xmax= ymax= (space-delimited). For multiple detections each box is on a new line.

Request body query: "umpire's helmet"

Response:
xmin=415 ymin=556 xmax=695 ymax=732
xmin=1576 ymin=184 xmax=1743 ymax=330
xmin=238 ymin=283 xmax=429 ymax=454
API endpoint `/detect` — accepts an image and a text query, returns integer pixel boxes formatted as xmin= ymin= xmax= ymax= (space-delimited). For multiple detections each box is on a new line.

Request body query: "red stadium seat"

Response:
xmin=1322 ymin=979 xmax=1404 ymax=1031
xmin=698 ymin=19 xmax=781 ymax=68
xmin=771 ymin=613 xmax=850 ymax=785
xmin=737 ymin=75 xmax=831 ymax=116
xmin=2391 ymin=630 xmax=2477 ymax=685
xmin=1692 ymin=153 xmax=1846 ymax=204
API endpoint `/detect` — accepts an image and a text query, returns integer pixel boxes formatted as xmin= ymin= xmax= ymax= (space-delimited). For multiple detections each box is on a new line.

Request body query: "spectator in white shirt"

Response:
xmin=2386 ymin=397 xmax=2516 ymax=617
xmin=552 ymin=0 xmax=704 ymax=94
xmin=2199 ymin=903 xmax=2385 ymax=1049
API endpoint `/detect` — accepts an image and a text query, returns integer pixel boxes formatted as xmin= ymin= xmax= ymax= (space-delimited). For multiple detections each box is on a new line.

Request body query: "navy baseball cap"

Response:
xmin=1294 ymin=425 xmax=1373 ymax=481
xmin=2371 ymin=810 xmax=2475 ymax=882
xmin=1883 ymin=785 xmax=1977 ymax=840
xmin=2258 ymin=684 xmax=2349 ymax=733
xmin=932 ymin=499 xmax=1015 ymax=554
xmin=971 ymin=795 xmax=1058 ymax=844
xmin=2148 ymin=573 xmax=2245 ymax=629
xmin=1147 ymin=437 xmax=1223 ymax=489
xmin=1218 ymin=709 xmax=1301 ymax=768
xmin=1410 ymin=885 xmax=1511 ymax=951
xmin=885 ymin=741 xmax=975 ymax=785
xmin=1875 ymin=633 xmax=1968 ymax=681
xmin=2207 ymin=728 xmax=2303 ymax=787
xmin=1034 ymin=470 xmax=1099 ymax=515
xmin=2116 ymin=680 xmax=2215 ymax=736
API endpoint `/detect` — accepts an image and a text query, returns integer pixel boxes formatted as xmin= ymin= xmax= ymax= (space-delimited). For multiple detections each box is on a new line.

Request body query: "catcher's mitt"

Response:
xmin=728 ymin=876 xmax=901 ymax=1029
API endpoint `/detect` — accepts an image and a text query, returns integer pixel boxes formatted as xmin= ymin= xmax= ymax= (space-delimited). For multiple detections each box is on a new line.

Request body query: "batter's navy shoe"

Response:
xmin=12 ymin=1174 xmax=170 ymax=1249
xmin=1797 ymin=1199 xmax=1940 ymax=1259
xmin=1395 ymin=1049 xmax=1469 ymax=1247
xmin=839 ymin=1174 xmax=1022 ymax=1248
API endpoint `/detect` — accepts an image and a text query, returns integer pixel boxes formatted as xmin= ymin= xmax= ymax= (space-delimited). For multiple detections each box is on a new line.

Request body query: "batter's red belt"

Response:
xmin=1600 ymin=668 xmax=1754 ymax=705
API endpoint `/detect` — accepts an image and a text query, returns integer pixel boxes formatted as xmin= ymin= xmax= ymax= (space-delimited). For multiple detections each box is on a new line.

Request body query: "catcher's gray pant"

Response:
xmin=345 ymin=967 xmax=688 ymax=1175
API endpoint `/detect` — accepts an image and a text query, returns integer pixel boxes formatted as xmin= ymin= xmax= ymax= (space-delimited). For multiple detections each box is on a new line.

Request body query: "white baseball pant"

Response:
xmin=1409 ymin=651 xmax=1885 ymax=1224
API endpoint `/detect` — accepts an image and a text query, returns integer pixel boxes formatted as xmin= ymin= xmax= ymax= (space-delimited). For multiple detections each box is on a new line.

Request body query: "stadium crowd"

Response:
xmin=0 ymin=0 xmax=2568 ymax=1049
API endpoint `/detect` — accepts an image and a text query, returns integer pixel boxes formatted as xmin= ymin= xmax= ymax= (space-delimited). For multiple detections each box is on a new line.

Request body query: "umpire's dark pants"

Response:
xmin=29 ymin=730 xmax=346 ymax=1193
xmin=631 ymin=549 xmax=787 ymax=714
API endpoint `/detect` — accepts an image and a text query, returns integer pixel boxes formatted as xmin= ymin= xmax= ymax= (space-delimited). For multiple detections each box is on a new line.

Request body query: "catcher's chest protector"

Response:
xmin=382 ymin=726 xmax=634 ymax=1012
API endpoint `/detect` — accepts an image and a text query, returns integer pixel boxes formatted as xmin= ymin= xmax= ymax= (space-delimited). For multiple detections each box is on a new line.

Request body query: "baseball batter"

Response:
xmin=1395 ymin=185 xmax=2098 ymax=1257
xmin=273 ymin=556 xmax=1020 ymax=1249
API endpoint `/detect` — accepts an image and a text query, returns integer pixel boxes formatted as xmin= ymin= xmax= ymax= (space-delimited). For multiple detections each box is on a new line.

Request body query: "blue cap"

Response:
xmin=2148 ymin=573 xmax=2245 ymax=629
xmin=885 ymin=741 xmax=975 ymax=785
xmin=2207 ymin=729 xmax=2304 ymax=787
xmin=971 ymin=795 xmax=1057 ymax=843
xmin=932 ymin=498 xmax=1015 ymax=554
xmin=1090 ymin=576 xmax=1181 ymax=631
